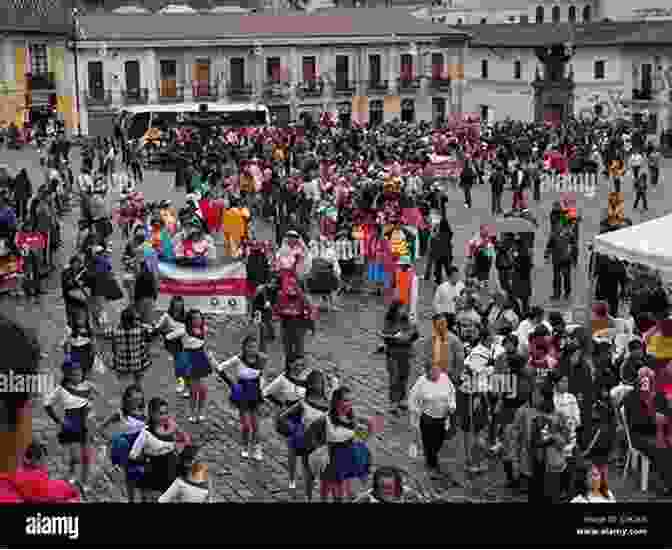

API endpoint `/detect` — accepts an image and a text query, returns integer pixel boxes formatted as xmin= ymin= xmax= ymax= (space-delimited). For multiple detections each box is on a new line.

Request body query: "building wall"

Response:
xmin=73 ymin=39 xmax=464 ymax=134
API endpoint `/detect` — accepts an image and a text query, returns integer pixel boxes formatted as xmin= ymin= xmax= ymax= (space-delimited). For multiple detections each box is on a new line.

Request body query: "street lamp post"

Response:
xmin=70 ymin=7 xmax=82 ymax=138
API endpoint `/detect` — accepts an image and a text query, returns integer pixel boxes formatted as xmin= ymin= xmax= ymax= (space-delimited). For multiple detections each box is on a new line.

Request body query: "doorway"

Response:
xmin=193 ymin=59 xmax=211 ymax=98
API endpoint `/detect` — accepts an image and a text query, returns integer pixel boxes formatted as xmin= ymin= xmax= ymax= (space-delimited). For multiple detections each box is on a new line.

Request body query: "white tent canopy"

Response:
xmin=592 ymin=213 xmax=672 ymax=276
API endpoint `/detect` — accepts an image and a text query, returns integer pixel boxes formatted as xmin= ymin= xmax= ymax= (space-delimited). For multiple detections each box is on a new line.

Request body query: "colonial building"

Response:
xmin=415 ymin=0 xmax=598 ymax=26
xmin=0 ymin=0 xmax=74 ymax=130
xmin=70 ymin=8 xmax=468 ymax=136
xmin=456 ymin=21 xmax=672 ymax=141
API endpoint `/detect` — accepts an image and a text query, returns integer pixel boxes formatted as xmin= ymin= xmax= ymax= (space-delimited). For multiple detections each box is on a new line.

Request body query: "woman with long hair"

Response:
xmin=216 ymin=334 xmax=268 ymax=461
xmin=181 ymin=309 xmax=214 ymax=423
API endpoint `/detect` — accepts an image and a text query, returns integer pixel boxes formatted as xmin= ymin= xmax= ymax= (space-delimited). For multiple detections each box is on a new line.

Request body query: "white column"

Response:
xmin=77 ymin=49 xmax=89 ymax=136
xmin=624 ymin=51 xmax=635 ymax=101
xmin=289 ymin=46 xmax=298 ymax=120
xmin=183 ymin=51 xmax=193 ymax=102
xmin=1 ymin=37 xmax=13 ymax=84
xmin=145 ymin=49 xmax=158 ymax=103
xmin=388 ymin=44 xmax=399 ymax=95
xmin=109 ymin=54 xmax=123 ymax=107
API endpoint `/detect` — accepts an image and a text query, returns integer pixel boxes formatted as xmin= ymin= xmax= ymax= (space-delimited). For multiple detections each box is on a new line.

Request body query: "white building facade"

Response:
xmin=70 ymin=8 xmax=468 ymax=135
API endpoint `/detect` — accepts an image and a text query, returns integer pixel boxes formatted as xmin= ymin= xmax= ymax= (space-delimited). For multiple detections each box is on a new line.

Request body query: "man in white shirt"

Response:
xmin=515 ymin=305 xmax=552 ymax=355
xmin=433 ymin=266 xmax=464 ymax=316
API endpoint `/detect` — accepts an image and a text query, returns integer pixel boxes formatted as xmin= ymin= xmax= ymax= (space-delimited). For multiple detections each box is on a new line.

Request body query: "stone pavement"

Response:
xmin=0 ymin=146 xmax=669 ymax=502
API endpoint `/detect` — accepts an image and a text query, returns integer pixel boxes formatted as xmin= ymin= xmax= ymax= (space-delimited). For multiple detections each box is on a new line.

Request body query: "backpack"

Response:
xmin=110 ymin=431 xmax=141 ymax=467
xmin=247 ymin=250 xmax=270 ymax=286
xmin=302 ymin=416 xmax=327 ymax=454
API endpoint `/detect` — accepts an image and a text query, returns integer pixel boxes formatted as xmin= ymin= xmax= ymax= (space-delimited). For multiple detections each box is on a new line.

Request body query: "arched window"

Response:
xmin=568 ymin=5 xmax=576 ymax=22
xmin=552 ymin=5 xmax=560 ymax=22
xmin=456 ymin=17 xmax=463 ymax=24
xmin=582 ymin=4 xmax=591 ymax=21
xmin=535 ymin=5 xmax=544 ymax=23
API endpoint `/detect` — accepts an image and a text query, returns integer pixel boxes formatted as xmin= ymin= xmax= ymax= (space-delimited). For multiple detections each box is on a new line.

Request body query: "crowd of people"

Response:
xmin=0 ymin=111 xmax=669 ymax=505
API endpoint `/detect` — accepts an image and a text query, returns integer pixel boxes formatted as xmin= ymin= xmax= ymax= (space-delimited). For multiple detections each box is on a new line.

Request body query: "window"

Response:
xmin=552 ymin=5 xmax=560 ymax=22
xmin=337 ymin=102 xmax=351 ymax=127
xmin=302 ymin=56 xmax=316 ymax=82
xmin=456 ymin=18 xmax=463 ymax=24
xmin=401 ymin=98 xmax=415 ymax=123
xmin=336 ymin=55 xmax=349 ymax=90
xmin=481 ymin=59 xmax=488 ymax=79
xmin=568 ymin=5 xmax=576 ymax=21
xmin=400 ymin=53 xmax=414 ymax=82
xmin=514 ymin=60 xmax=521 ymax=79
xmin=370 ymin=99 xmax=383 ymax=126
xmin=641 ymin=63 xmax=653 ymax=96
xmin=124 ymin=60 xmax=140 ymax=97
xmin=432 ymin=53 xmax=444 ymax=80
xmin=480 ymin=17 xmax=487 ymax=23
xmin=369 ymin=54 xmax=381 ymax=85
xmin=594 ymin=60 xmax=605 ymax=80
xmin=159 ymin=59 xmax=177 ymax=98
xmin=266 ymin=57 xmax=281 ymax=83
xmin=29 ymin=44 xmax=49 ymax=76
xmin=87 ymin=61 xmax=104 ymax=99
xmin=230 ymin=58 xmax=245 ymax=89
xmin=432 ymin=97 xmax=446 ymax=126
xmin=535 ymin=5 xmax=544 ymax=22
xmin=480 ymin=105 xmax=489 ymax=122
xmin=582 ymin=4 xmax=591 ymax=21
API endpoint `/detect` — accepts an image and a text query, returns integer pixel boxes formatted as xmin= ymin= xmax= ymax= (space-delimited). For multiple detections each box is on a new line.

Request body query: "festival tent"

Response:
xmin=592 ymin=213 xmax=672 ymax=276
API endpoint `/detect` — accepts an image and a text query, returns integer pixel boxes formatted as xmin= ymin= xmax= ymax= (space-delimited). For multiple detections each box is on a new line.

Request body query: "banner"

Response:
xmin=156 ymin=261 xmax=251 ymax=315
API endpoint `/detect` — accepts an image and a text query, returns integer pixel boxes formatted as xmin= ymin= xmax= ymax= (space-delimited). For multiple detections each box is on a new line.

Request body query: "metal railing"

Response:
xmin=227 ymin=83 xmax=253 ymax=99
xmin=334 ymin=81 xmax=355 ymax=96
xmin=263 ymin=81 xmax=290 ymax=100
xmin=367 ymin=79 xmax=389 ymax=93
xmin=398 ymin=77 xmax=420 ymax=91
xmin=85 ymin=88 xmax=112 ymax=105
xmin=297 ymin=80 xmax=323 ymax=98
xmin=430 ymin=78 xmax=451 ymax=91
xmin=632 ymin=88 xmax=653 ymax=101
xmin=122 ymin=88 xmax=149 ymax=104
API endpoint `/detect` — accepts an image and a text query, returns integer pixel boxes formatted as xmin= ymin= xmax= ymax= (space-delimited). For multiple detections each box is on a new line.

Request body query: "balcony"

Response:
xmin=297 ymin=80 xmax=323 ymax=99
xmin=430 ymin=78 xmax=451 ymax=92
xmin=632 ymin=88 xmax=653 ymax=101
xmin=334 ymin=82 xmax=355 ymax=96
xmin=122 ymin=88 xmax=149 ymax=105
xmin=398 ymin=77 xmax=420 ymax=92
xmin=367 ymin=79 xmax=389 ymax=94
xmin=192 ymin=81 xmax=218 ymax=101
xmin=227 ymin=83 xmax=253 ymax=100
xmin=158 ymin=82 xmax=185 ymax=103
xmin=85 ymin=88 xmax=112 ymax=106
xmin=28 ymin=73 xmax=55 ymax=90
xmin=263 ymin=81 xmax=290 ymax=101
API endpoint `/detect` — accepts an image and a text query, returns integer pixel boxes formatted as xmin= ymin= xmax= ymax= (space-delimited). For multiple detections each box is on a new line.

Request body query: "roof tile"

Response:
xmin=77 ymin=8 xmax=469 ymax=40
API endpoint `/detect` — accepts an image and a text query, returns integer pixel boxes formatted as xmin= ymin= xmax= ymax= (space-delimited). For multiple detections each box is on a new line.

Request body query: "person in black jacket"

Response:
xmin=134 ymin=268 xmax=158 ymax=325
xmin=425 ymin=219 xmax=453 ymax=284
xmin=13 ymin=168 xmax=32 ymax=222
xmin=545 ymin=224 xmax=577 ymax=301
xmin=252 ymin=278 xmax=279 ymax=352
xmin=593 ymin=253 xmax=627 ymax=317
xmin=460 ymin=159 xmax=476 ymax=209
xmin=490 ymin=163 xmax=505 ymax=215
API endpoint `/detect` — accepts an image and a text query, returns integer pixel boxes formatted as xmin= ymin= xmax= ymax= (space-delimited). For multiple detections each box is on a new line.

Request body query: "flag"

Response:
xmin=156 ymin=261 xmax=251 ymax=315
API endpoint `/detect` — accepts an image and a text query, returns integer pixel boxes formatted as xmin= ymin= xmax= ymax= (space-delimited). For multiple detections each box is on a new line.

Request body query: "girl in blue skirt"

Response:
xmin=154 ymin=296 xmax=187 ymax=395
xmin=215 ymin=334 xmax=268 ymax=461
xmin=181 ymin=309 xmax=215 ymax=423
xmin=100 ymin=384 xmax=146 ymax=502
xmin=44 ymin=359 xmax=101 ymax=494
